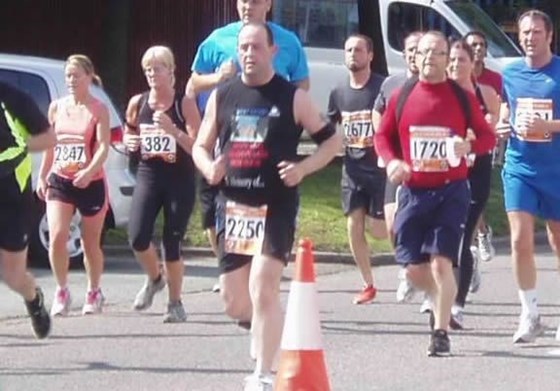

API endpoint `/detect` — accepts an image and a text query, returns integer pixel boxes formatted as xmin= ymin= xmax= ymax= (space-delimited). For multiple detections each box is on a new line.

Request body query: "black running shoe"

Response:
xmin=427 ymin=329 xmax=450 ymax=357
xmin=237 ymin=320 xmax=251 ymax=330
xmin=25 ymin=287 xmax=51 ymax=339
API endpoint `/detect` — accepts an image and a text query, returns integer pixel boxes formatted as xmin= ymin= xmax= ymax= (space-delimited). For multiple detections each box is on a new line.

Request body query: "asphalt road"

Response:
xmin=1 ymin=245 xmax=559 ymax=391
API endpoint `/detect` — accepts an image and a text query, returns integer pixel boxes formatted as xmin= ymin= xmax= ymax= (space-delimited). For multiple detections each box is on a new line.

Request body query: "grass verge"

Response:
xmin=106 ymin=160 xmax=511 ymax=253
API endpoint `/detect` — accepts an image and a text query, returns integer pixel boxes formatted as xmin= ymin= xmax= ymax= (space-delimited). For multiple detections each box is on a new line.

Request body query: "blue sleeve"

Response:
xmin=191 ymin=40 xmax=217 ymax=74
xmin=288 ymin=35 xmax=309 ymax=82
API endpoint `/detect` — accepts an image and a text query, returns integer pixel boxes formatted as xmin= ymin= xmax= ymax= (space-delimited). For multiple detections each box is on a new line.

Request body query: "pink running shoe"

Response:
xmin=51 ymin=286 xmax=72 ymax=316
xmin=82 ymin=288 xmax=105 ymax=315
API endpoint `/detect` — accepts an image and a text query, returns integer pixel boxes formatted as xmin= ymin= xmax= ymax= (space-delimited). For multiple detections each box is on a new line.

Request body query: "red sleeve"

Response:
xmin=467 ymin=93 xmax=497 ymax=154
xmin=374 ymin=91 xmax=399 ymax=164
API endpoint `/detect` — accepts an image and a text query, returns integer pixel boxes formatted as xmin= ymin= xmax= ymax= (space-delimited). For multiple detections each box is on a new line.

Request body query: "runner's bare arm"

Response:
xmin=480 ymin=84 xmax=500 ymax=128
xmin=294 ymin=78 xmax=310 ymax=91
xmin=279 ymin=89 xmax=341 ymax=186
xmin=81 ymin=103 xmax=111 ymax=179
xmin=123 ymin=94 xmax=142 ymax=151
xmin=371 ymin=109 xmax=382 ymax=132
xmin=192 ymin=90 xmax=225 ymax=185
xmin=37 ymin=101 xmax=57 ymax=183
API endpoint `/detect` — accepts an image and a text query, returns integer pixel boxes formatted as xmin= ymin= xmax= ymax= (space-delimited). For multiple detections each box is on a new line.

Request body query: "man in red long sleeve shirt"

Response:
xmin=374 ymin=31 xmax=495 ymax=357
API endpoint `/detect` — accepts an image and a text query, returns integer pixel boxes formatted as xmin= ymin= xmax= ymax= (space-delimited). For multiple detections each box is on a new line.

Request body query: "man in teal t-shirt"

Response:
xmin=500 ymin=9 xmax=560 ymax=345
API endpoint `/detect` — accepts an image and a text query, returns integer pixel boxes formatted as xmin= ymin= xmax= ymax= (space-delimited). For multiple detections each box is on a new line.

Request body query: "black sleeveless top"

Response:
xmin=136 ymin=91 xmax=194 ymax=176
xmin=216 ymin=75 xmax=303 ymax=204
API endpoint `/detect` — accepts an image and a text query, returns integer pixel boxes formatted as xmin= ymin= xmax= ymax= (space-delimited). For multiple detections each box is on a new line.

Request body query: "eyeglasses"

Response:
xmin=415 ymin=49 xmax=448 ymax=57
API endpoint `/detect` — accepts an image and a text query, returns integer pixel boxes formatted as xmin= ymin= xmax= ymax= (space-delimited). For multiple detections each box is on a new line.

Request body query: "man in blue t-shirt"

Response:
xmin=500 ymin=9 xmax=560 ymax=345
xmin=186 ymin=0 xmax=309 ymax=294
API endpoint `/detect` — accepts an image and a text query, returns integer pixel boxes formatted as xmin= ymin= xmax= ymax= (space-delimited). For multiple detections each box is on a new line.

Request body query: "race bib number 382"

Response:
xmin=225 ymin=202 xmax=267 ymax=256
xmin=139 ymin=124 xmax=177 ymax=162
xmin=409 ymin=126 xmax=451 ymax=172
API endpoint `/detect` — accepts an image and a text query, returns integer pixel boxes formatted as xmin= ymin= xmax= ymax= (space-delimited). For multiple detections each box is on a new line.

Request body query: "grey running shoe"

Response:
xmin=427 ymin=329 xmax=451 ymax=357
xmin=513 ymin=314 xmax=545 ymax=344
xmin=133 ymin=276 xmax=165 ymax=311
xmin=556 ymin=324 xmax=560 ymax=342
xmin=469 ymin=246 xmax=481 ymax=294
xmin=163 ymin=301 xmax=187 ymax=323
xmin=25 ymin=287 xmax=51 ymax=339
xmin=396 ymin=268 xmax=416 ymax=303
xmin=243 ymin=374 xmax=274 ymax=391
xmin=477 ymin=226 xmax=495 ymax=262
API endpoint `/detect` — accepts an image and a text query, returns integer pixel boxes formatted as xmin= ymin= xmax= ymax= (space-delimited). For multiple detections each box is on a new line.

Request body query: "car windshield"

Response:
xmin=447 ymin=1 xmax=521 ymax=58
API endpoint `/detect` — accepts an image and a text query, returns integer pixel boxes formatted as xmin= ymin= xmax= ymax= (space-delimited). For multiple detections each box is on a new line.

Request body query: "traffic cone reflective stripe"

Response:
xmin=281 ymin=283 xmax=322 ymax=350
xmin=275 ymin=239 xmax=331 ymax=391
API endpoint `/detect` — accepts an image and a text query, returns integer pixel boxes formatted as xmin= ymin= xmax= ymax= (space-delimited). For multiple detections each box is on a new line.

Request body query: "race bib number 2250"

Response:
xmin=225 ymin=202 xmax=267 ymax=256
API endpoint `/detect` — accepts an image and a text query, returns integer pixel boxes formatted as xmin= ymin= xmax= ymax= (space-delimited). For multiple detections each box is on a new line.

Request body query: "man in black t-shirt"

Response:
xmin=328 ymin=34 xmax=387 ymax=305
xmin=193 ymin=22 xmax=341 ymax=389
xmin=0 ymin=81 xmax=55 ymax=339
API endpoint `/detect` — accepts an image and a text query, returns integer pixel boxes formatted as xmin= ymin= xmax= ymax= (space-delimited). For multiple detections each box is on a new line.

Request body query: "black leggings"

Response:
xmin=128 ymin=167 xmax=195 ymax=261
xmin=455 ymin=154 xmax=492 ymax=307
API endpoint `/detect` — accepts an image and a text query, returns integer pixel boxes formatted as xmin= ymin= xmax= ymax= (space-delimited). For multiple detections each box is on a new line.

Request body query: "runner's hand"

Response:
xmin=123 ymin=133 xmax=141 ymax=152
xmin=218 ymin=60 xmax=237 ymax=82
xmin=72 ymin=169 xmax=93 ymax=189
xmin=518 ymin=112 xmax=548 ymax=135
xmin=278 ymin=161 xmax=304 ymax=187
xmin=496 ymin=121 xmax=512 ymax=139
xmin=207 ymin=155 xmax=226 ymax=185
xmin=36 ymin=176 xmax=48 ymax=201
xmin=153 ymin=111 xmax=175 ymax=135
xmin=386 ymin=159 xmax=411 ymax=185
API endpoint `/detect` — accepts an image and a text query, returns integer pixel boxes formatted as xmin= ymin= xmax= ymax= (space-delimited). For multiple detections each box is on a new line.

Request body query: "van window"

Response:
xmin=0 ymin=70 xmax=51 ymax=115
xmin=388 ymin=2 xmax=461 ymax=51
xmin=272 ymin=0 xmax=359 ymax=49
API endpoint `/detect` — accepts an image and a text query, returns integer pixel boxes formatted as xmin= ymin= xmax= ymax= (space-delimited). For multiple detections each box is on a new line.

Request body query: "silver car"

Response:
xmin=0 ymin=53 xmax=135 ymax=267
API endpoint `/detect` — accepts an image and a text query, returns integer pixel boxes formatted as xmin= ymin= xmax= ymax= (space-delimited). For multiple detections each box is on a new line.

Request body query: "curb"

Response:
xmin=103 ymin=231 xmax=549 ymax=265
xmin=103 ymin=232 xmax=548 ymax=266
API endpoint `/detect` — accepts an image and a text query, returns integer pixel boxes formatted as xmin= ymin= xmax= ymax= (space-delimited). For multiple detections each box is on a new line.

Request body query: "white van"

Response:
xmin=0 ymin=53 xmax=135 ymax=267
xmin=272 ymin=0 xmax=522 ymax=113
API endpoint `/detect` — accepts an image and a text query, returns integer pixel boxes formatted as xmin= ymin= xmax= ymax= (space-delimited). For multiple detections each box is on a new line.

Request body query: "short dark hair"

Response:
xmin=404 ymin=31 xmax=423 ymax=47
xmin=518 ymin=9 xmax=553 ymax=34
xmin=464 ymin=31 xmax=488 ymax=48
xmin=346 ymin=34 xmax=374 ymax=53
xmin=449 ymin=39 xmax=475 ymax=62
xmin=239 ymin=22 xmax=275 ymax=46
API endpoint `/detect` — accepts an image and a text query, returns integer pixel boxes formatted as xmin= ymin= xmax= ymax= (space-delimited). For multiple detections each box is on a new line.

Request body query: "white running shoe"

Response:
xmin=133 ymin=276 xmax=166 ymax=311
xmin=244 ymin=373 xmax=274 ymax=391
xmin=513 ymin=314 xmax=545 ymax=344
xmin=478 ymin=226 xmax=495 ymax=262
xmin=51 ymin=286 xmax=72 ymax=316
xmin=419 ymin=296 xmax=432 ymax=314
xmin=82 ymin=288 xmax=105 ymax=315
xmin=556 ymin=324 xmax=560 ymax=342
xmin=396 ymin=268 xmax=416 ymax=303
xmin=450 ymin=305 xmax=464 ymax=330
xmin=469 ymin=246 xmax=481 ymax=294
xmin=212 ymin=282 xmax=221 ymax=293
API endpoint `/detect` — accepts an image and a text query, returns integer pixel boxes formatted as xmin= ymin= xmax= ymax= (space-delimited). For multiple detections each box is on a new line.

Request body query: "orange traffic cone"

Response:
xmin=274 ymin=239 xmax=331 ymax=391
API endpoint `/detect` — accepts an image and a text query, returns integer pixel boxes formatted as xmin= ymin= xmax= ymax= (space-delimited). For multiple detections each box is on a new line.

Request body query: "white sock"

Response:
xmin=518 ymin=289 xmax=538 ymax=318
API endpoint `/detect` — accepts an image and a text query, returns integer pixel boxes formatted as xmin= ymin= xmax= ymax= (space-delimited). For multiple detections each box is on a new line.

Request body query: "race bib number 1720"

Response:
xmin=225 ymin=202 xmax=267 ymax=256
xmin=409 ymin=126 xmax=451 ymax=172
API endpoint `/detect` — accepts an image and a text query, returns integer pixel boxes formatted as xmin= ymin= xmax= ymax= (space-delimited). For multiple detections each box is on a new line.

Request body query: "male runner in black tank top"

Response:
xmin=193 ymin=22 xmax=341 ymax=389
xmin=328 ymin=34 xmax=387 ymax=305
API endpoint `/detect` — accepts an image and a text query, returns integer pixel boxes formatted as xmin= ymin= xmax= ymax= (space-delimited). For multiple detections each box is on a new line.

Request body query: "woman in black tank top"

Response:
xmin=123 ymin=45 xmax=201 ymax=323
xmin=446 ymin=39 xmax=500 ymax=329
